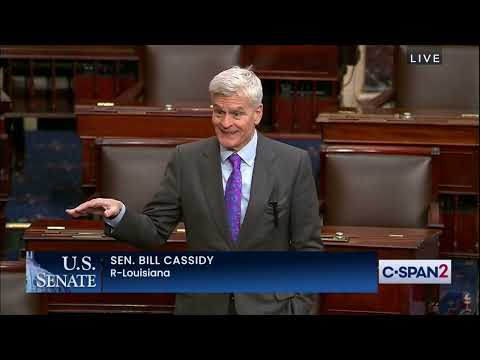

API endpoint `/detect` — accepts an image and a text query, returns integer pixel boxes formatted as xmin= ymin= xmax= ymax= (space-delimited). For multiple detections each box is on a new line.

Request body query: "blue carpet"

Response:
xmin=5 ymin=130 xmax=84 ymax=222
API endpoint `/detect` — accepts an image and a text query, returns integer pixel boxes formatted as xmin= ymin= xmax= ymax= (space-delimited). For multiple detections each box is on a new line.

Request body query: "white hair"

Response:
xmin=209 ymin=66 xmax=263 ymax=107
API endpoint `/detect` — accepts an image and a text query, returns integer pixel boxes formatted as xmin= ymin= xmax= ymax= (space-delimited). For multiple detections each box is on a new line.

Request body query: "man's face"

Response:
xmin=211 ymin=94 xmax=263 ymax=151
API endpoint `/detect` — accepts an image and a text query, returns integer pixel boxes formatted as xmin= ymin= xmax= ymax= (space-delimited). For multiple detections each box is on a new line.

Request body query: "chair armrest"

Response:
xmin=427 ymin=201 xmax=444 ymax=229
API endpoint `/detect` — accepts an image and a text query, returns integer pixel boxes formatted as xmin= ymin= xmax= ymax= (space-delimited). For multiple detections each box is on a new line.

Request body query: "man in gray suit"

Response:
xmin=67 ymin=66 xmax=323 ymax=315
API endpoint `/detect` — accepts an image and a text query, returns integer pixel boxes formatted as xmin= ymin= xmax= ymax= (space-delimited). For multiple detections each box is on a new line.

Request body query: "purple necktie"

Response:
xmin=225 ymin=153 xmax=242 ymax=242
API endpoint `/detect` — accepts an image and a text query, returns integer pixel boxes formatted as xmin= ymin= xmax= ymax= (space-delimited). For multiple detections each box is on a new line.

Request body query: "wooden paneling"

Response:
xmin=319 ymin=123 xmax=478 ymax=147
xmin=0 ymin=45 xmax=142 ymax=60
xmin=240 ymin=46 xmax=342 ymax=135
xmin=439 ymin=147 xmax=479 ymax=193
xmin=273 ymin=96 xmax=294 ymax=132
xmin=241 ymin=46 xmax=339 ymax=80
xmin=77 ymin=113 xmax=213 ymax=138
xmin=76 ymin=104 xmax=214 ymax=137
xmin=1 ymin=46 xmax=145 ymax=116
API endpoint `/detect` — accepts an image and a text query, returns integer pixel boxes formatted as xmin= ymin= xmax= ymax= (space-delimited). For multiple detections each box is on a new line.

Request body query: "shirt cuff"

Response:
xmin=104 ymin=202 xmax=126 ymax=228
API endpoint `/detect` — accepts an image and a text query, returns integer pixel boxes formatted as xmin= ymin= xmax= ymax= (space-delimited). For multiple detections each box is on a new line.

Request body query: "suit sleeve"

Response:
xmin=104 ymin=146 xmax=183 ymax=248
xmin=289 ymin=151 xmax=323 ymax=314
xmin=290 ymin=151 xmax=323 ymax=251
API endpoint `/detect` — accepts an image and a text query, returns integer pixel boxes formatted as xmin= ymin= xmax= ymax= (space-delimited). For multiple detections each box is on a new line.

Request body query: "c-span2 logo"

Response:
xmin=379 ymin=260 xmax=451 ymax=284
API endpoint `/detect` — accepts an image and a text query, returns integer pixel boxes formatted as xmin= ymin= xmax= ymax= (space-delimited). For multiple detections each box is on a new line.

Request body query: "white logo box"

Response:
xmin=379 ymin=260 xmax=452 ymax=284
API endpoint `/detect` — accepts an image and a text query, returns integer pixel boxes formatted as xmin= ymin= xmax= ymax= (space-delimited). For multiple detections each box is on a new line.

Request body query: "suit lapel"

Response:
xmin=237 ymin=133 xmax=276 ymax=247
xmin=199 ymin=139 xmax=230 ymax=242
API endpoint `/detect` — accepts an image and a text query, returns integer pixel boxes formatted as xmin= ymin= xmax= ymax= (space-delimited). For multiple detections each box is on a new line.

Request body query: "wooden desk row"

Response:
xmin=0 ymin=45 xmax=145 ymax=115
xmin=77 ymin=106 xmax=479 ymax=197
xmin=316 ymin=109 xmax=479 ymax=194
xmin=24 ymin=220 xmax=441 ymax=315
xmin=75 ymin=105 xmax=478 ymax=258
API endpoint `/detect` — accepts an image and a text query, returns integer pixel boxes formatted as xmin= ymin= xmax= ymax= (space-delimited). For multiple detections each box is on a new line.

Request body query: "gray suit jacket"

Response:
xmin=106 ymin=132 xmax=323 ymax=315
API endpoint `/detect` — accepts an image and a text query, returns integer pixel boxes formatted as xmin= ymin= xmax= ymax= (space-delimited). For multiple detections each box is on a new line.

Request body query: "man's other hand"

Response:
xmin=66 ymin=198 xmax=123 ymax=219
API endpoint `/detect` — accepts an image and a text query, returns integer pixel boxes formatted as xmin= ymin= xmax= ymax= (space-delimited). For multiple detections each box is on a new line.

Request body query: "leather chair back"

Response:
xmin=96 ymin=138 xmax=198 ymax=212
xmin=321 ymin=145 xmax=439 ymax=228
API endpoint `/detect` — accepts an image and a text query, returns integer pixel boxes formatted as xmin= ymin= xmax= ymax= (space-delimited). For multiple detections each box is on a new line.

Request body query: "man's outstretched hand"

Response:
xmin=66 ymin=198 xmax=123 ymax=219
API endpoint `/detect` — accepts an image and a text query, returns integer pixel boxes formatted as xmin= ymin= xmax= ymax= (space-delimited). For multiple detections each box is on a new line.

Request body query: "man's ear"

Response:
xmin=254 ymin=104 xmax=263 ymax=125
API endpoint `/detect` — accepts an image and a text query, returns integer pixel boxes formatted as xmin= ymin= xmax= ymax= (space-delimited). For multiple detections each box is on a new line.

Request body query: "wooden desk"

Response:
xmin=316 ymin=109 xmax=479 ymax=258
xmin=25 ymin=220 xmax=441 ymax=315
xmin=320 ymin=226 xmax=441 ymax=315
xmin=75 ymin=104 xmax=214 ymax=196
xmin=24 ymin=219 xmax=185 ymax=314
